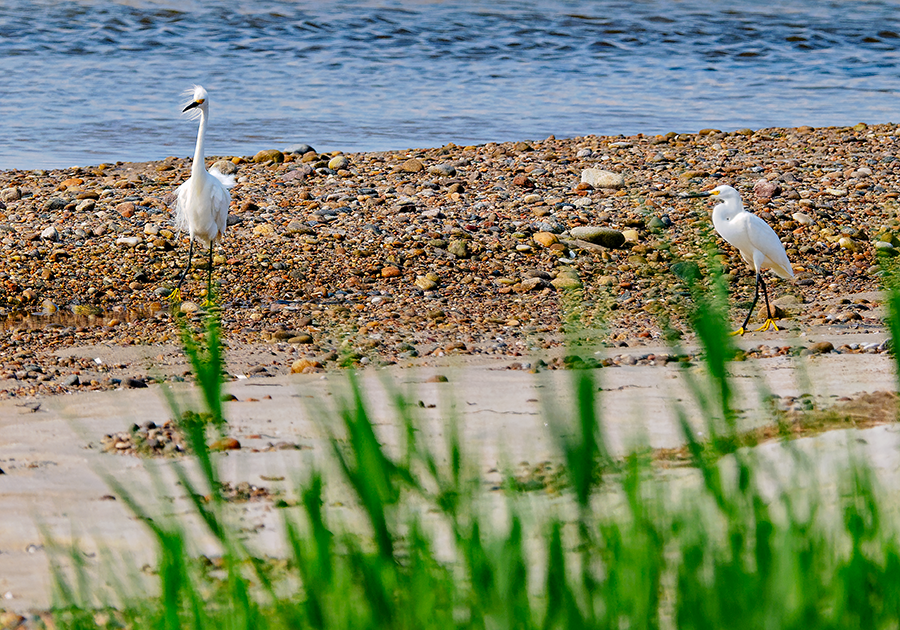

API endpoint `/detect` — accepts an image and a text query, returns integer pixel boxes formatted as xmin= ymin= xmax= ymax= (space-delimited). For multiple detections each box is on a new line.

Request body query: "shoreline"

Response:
xmin=0 ymin=124 xmax=896 ymax=398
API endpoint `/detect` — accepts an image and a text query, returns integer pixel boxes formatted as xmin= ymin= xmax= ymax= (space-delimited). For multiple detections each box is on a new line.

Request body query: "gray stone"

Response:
xmin=427 ymin=163 xmax=457 ymax=177
xmin=76 ymin=198 xmax=95 ymax=212
xmin=0 ymin=187 xmax=21 ymax=202
xmin=580 ymin=169 xmax=624 ymax=189
xmin=285 ymin=143 xmax=315 ymax=155
xmin=40 ymin=226 xmax=58 ymax=241
xmin=45 ymin=198 xmax=67 ymax=211
xmin=211 ymin=160 xmax=238 ymax=175
xmin=62 ymin=374 xmax=80 ymax=387
xmin=569 ymin=226 xmax=626 ymax=248
xmin=282 ymin=164 xmax=314 ymax=182
xmin=116 ymin=236 xmax=140 ymax=248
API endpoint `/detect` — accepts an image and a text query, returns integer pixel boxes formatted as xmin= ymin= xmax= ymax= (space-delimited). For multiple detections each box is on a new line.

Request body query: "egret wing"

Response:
xmin=745 ymin=213 xmax=793 ymax=278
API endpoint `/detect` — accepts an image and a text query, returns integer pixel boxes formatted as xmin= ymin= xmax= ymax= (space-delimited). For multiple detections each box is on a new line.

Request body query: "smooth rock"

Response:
xmin=40 ymin=226 xmax=59 ymax=241
xmin=254 ymin=149 xmax=284 ymax=163
xmin=427 ymin=163 xmax=456 ymax=177
xmin=212 ymin=159 xmax=238 ymax=175
xmin=569 ymin=226 xmax=626 ymax=248
xmin=401 ymin=158 xmax=425 ymax=173
xmin=580 ymin=169 xmax=624 ymax=189
xmin=285 ymin=143 xmax=315 ymax=155
xmin=533 ymin=232 xmax=559 ymax=248
xmin=415 ymin=276 xmax=437 ymax=291
xmin=792 ymin=211 xmax=813 ymax=225
xmin=328 ymin=155 xmax=350 ymax=170
xmin=116 ymin=236 xmax=140 ymax=247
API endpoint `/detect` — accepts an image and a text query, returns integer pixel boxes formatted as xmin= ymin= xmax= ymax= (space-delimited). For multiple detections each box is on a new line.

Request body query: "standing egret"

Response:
xmin=688 ymin=185 xmax=794 ymax=335
xmin=171 ymin=85 xmax=234 ymax=303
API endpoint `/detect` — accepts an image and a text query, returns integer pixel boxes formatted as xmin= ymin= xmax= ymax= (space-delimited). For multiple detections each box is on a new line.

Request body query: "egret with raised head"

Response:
xmin=171 ymin=85 xmax=234 ymax=303
xmin=687 ymin=185 xmax=794 ymax=335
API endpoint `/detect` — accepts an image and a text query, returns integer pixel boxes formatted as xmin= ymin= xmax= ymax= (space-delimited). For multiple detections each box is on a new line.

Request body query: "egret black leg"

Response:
xmin=735 ymin=272 xmax=762 ymax=336
xmin=753 ymin=273 xmax=780 ymax=332
xmin=206 ymin=242 xmax=214 ymax=301
xmin=171 ymin=238 xmax=195 ymax=303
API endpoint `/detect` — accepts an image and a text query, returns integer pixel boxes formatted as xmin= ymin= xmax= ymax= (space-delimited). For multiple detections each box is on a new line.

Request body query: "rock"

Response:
xmin=282 ymin=164 xmax=314 ymax=182
xmin=40 ymin=226 xmax=59 ymax=241
xmin=381 ymin=265 xmax=401 ymax=278
xmin=580 ymin=169 xmax=624 ymax=189
xmin=116 ymin=201 xmax=135 ymax=217
xmin=415 ymin=276 xmax=437 ymax=291
xmin=211 ymin=437 xmax=241 ymax=451
xmin=401 ymin=158 xmax=424 ymax=173
xmin=116 ymin=236 xmax=140 ymax=248
xmin=328 ymin=155 xmax=349 ymax=170
xmin=753 ymin=179 xmax=781 ymax=199
xmin=513 ymin=174 xmax=535 ymax=188
xmin=124 ymin=377 xmax=148 ymax=389
xmin=523 ymin=194 xmax=541 ymax=204
xmin=647 ymin=216 xmax=666 ymax=230
xmin=838 ymin=237 xmax=857 ymax=251
xmin=569 ymin=226 xmax=626 ymax=248
xmin=212 ymin=159 xmax=238 ymax=175
xmin=622 ymin=229 xmax=640 ymax=242
xmin=285 ymin=143 xmax=315 ymax=155
xmin=179 ymin=301 xmax=200 ymax=314
xmin=45 ymin=198 xmax=67 ymax=210
xmin=291 ymin=358 xmax=322 ymax=373
xmin=254 ymin=149 xmax=284 ymax=163
xmin=533 ymin=232 xmax=559 ymax=248
xmin=808 ymin=341 xmax=834 ymax=354
xmin=62 ymin=374 xmax=80 ymax=387
xmin=792 ymin=211 xmax=814 ymax=225
xmin=426 ymin=374 xmax=449 ymax=383
xmin=1 ymin=187 xmax=21 ymax=202
xmin=447 ymin=239 xmax=469 ymax=258
xmin=289 ymin=333 xmax=314 ymax=344
xmin=427 ymin=163 xmax=456 ymax=177
xmin=551 ymin=275 xmax=582 ymax=290
xmin=253 ymin=223 xmax=276 ymax=237
xmin=75 ymin=198 xmax=95 ymax=212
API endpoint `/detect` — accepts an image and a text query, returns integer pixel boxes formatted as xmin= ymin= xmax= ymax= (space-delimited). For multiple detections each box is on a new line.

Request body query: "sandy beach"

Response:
xmin=2 ymin=126 xmax=900 ymax=615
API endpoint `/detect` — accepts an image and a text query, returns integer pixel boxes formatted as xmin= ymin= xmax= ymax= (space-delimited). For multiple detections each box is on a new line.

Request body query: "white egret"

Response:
xmin=689 ymin=185 xmax=794 ymax=335
xmin=171 ymin=85 xmax=234 ymax=303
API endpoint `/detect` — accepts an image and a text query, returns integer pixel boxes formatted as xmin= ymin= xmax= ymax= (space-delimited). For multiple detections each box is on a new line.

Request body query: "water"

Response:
xmin=2 ymin=0 xmax=900 ymax=170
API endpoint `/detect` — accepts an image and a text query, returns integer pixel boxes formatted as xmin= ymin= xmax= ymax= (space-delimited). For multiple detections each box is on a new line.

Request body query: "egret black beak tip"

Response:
xmin=182 ymin=101 xmax=201 ymax=113
xmin=678 ymin=191 xmax=712 ymax=199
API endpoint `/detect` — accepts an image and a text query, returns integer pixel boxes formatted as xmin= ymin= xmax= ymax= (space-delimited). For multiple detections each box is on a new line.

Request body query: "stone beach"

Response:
xmin=3 ymin=125 xmax=900 ymax=616
xmin=0 ymin=124 xmax=895 ymax=397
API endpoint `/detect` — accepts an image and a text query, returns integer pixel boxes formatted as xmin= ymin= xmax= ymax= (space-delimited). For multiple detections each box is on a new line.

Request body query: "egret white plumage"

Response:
xmin=690 ymin=185 xmax=794 ymax=335
xmin=171 ymin=85 xmax=234 ymax=303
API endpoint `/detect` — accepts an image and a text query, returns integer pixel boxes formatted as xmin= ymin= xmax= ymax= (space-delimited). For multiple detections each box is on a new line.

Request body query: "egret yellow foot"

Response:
xmin=730 ymin=327 xmax=748 ymax=336
xmin=168 ymin=287 xmax=182 ymax=304
xmin=754 ymin=318 xmax=779 ymax=332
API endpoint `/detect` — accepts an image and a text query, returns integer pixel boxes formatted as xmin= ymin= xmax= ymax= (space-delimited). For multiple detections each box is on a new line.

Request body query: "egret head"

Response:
xmin=709 ymin=185 xmax=741 ymax=203
xmin=182 ymin=85 xmax=209 ymax=119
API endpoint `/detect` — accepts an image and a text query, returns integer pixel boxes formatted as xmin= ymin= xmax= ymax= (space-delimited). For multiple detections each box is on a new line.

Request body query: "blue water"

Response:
xmin=2 ymin=0 xmax=900 ymax=169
